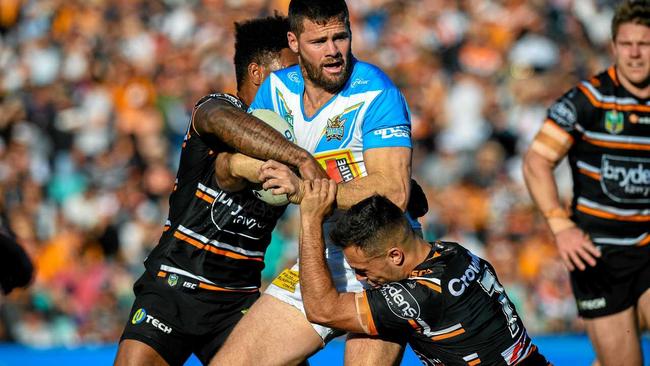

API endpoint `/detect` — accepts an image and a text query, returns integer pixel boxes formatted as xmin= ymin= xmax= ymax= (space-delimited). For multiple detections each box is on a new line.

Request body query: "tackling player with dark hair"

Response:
xmin=114 ymin=14 xmax=326 ymax=366
xmin=300 ymin=183 xmax=551 ymax=366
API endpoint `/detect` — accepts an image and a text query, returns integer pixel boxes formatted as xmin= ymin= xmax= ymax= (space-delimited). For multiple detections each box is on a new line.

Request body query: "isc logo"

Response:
xmin=183 ymin=281 xmax=197 ymax=289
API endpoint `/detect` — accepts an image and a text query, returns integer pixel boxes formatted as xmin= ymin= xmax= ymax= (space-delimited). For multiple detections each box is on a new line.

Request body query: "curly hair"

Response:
xmin=234 ymin=14 xmax=290 ymax=89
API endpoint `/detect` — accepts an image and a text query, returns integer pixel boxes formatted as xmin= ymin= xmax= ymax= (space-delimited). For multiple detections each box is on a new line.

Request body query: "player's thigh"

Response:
xmin=344 ymin=333 xmax=404 ymax=366
xmin=114 ymin=339 xmax=170 ymax=366
xmin=210 ymin=294 xmax=323 ymax=366
xmin=636 ymin=288 xmax=650 ymax=332
xmin=584 ymin=307 xmax=642 ymax=366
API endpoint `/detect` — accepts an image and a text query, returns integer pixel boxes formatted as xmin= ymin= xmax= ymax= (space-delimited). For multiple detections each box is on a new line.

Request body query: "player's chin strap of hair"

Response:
xmin=543 ymin=207 xmax=576 ymax=234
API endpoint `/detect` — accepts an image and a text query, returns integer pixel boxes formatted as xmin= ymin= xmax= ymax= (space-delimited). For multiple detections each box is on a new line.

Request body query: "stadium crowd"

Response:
xmin=0 ymin=0 xmax=621 ymax=347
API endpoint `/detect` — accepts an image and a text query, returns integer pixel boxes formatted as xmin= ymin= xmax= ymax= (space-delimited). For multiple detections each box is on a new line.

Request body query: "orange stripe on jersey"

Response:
xmin=173 ymin=231 xmax=263 ymax=261
xmin=157 ymin=271 xmax=167 ymax=278
xmin=468 ymin=358 xmax=482 ymax=366
xmin=198 ymin=282 xmax=258 ymax=293
xmin=581 ymin=135 xmax=650 ymax=151
xmin=407 ymin=319 xmax=420 ymax=331
xmin=417 ymin=280 xmax=442 ymax=293
xmin=637 ymin=236 xmax=650 ymax=247
xmin=576 ymin=205 xmax=650 ymax=222
xmin=607 ymin=66 xmax=618 ymax=86
xmin=195 ymin=190 xmax=215 ymax=204
xmin=359 ymin=292 xmax=378 ymax=335
xmin=578 ymin=85 xmax=650 ymax=113
xmin=163 ymin=225 xmax=170 ymax=232
xmin=543 ymin=120 xmax=574 ymax=143
xmin=431 ymin=328 xmax=465 ymax=341
xmin=578 ymin=168 xmax=601 ymax=181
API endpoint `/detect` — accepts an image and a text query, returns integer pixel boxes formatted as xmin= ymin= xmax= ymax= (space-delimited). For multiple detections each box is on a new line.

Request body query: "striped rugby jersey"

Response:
xmin=144 ymin=93 xmax=286 ymax=296
xmin=545 ymin=66 xmax=650 ymax=247
xmin=249 ymin=58 xmax=419 ymax=229
xmin=361 ymin=241 xmax=537 ymax=366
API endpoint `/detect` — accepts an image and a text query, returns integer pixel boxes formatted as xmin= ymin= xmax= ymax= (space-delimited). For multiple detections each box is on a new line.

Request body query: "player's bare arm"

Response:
xmin=192 ymin=98 xmax=327 ymax=180
xmin=335 ymin=147 xmax=411 ymax=210
xmin=523 ymin=123 xmax=601 ymax=271
xmin=214 ymin=153 xmax=266 ymax=192
xmin=260 ymin=147 xmax=411 ymax=210
xmin=299 ymin=179 xmax=368 ymax=334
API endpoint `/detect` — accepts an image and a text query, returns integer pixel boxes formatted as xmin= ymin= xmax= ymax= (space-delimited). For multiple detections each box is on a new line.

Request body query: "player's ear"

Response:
xmin=387 ymin=247 xmax=404 ymax=266
xmin=248 ymin=62 xmax=263 ymax=86
xmin=288 ymin=31 xmax=299 ymax=53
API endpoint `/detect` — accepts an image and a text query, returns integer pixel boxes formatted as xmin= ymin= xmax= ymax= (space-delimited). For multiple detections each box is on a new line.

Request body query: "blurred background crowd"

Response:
xmin=0 ymin=0 xmax=622 ymax=347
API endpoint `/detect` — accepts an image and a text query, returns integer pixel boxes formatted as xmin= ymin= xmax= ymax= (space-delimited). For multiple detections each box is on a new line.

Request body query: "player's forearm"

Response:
xmin=194 ymin=101 xmax=312 ymax=168
xmin=299 ymin=219 xmax=339 ymax=322
xmin=336 ymin=173 xmax=409 ymax=211
xmin=522 ymin=149 xmax=575 ymax=233
xmin=299 ymin=219 xmax=366 ymax=333
xmin=214 ymin=153 xmax=264 ymax=192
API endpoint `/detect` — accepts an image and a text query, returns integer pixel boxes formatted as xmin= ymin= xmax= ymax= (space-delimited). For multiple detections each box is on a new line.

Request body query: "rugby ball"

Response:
xmin=250 ymin=109 xmax=295 ymax=206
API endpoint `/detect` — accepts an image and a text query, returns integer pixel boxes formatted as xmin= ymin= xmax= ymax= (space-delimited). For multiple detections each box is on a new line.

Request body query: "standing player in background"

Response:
xmin=114 ymin=15 xmax=327 ymax=366
xmin=298 ymin=183 xmax=550 ymax=366
xmin=523 ymin=1 xmax=649 ymax=365
xmin=212 ymin=0 xmax=422 ymax=365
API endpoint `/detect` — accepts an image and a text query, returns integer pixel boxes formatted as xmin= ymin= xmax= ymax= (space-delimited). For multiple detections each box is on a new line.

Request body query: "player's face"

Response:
xmin=612 ymin=22 xmax=650 ymax=87
xmin=343 ymin=246 xmax=401 ymax=288
xmin=261 ymin=48 xmax=299 ymax=81
xmin=290 ymin=18 xmax=352 ymax=93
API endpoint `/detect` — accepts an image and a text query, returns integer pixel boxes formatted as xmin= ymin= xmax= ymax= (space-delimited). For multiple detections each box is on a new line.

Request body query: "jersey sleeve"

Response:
xmin=546 ymin=87 xmax=590 ymax=138
xmin=248 ymin=76 xmax=274 ymax=112
xmin=361 ymin=87 xmax=412 ymax=150
xmin=363 ymin=279 xmax=441 ymax=337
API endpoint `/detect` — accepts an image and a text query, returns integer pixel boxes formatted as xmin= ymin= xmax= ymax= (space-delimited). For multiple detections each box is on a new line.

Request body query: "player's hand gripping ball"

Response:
xmin=250 ymin=109 xmax=295 ymax=206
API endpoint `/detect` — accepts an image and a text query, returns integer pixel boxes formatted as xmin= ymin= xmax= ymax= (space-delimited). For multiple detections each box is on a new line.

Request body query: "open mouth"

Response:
xmin=322 ymin=60 xmax=344 ymax=74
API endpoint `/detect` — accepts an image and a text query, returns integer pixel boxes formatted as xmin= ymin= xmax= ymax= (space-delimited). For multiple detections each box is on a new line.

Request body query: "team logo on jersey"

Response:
xmin=379 ymin=283 xmax=421 ymax=319
xmin=601 ymin=155 xmax=650 ymax=203
xmin=131 ymin=308 xmax=147 ymax=325
xmin=604 ymin=110 xmax=624 ymax=134
xmin=167 ymin=274 xmax=178 ymax=287
xmin=549 ymin=98 xmax=577 ymax=129
xmin=315 ymin=150 xmax=362 ymax=183
xmin=325 ymin=115 xmax=346 ymax=141
xmin=287 ymin=71 xmax=300 ymax=83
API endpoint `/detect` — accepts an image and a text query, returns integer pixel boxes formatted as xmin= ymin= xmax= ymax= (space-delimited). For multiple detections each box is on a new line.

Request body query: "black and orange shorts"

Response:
xmin=570 ymin=244 xmax=650 ymax=318
xmin=120 ymin=270 xmax=259 ymax=365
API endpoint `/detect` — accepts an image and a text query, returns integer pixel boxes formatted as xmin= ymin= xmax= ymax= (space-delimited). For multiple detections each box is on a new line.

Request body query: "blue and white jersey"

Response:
xmin=250 ymin=59 xmax=412 ymax=184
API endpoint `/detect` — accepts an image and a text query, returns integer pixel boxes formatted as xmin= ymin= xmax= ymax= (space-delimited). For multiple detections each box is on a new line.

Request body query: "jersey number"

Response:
xmin=478 ymin=268 xmax=519 ymax=337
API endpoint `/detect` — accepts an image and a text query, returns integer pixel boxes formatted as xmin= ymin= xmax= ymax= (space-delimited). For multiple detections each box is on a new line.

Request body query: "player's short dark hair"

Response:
xmin=612 ymin=1 xmax=650 ymax=41
xmin=330 ymin=195 xmax=410 ymax=256
xmin=288 ymin=0 xmax=350 ymax=36
xmin=234 ymin=14 xmax=290 ymax=90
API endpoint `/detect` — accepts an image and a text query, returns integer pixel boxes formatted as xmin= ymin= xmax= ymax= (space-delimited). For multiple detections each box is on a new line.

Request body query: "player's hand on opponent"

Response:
xmin=299 ymin=178 xmax=337 ymax=221
xmin=553 ymin=227 xmax=601 ymax=271
xmin=297 ymin=156 xmax=328 ymax=180
xmin=259 ymin=160 xmax=305 ymax=204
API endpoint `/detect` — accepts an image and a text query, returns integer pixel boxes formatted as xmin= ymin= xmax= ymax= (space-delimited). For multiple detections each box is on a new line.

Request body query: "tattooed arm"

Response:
xmin=193 ymin=98 xmax=326 ymax=180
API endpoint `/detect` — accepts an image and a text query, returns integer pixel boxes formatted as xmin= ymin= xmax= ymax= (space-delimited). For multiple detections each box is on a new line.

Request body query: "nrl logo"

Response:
xmin=604 ymin=110 xmax=624 ymax=134
xmin=167 ymin=273 xmax=178 ymax=287
xmin=325 ymin=115 xmax=345 ymax=141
